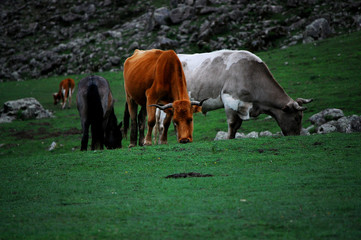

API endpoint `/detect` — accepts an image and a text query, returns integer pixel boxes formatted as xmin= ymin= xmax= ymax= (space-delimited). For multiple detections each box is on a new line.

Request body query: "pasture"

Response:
xmin=1 ymin=31 xmax=361 ymax=239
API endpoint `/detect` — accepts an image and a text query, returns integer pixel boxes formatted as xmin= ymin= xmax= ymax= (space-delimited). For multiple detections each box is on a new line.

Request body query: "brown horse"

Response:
xmin=53 ymin=78 xmax=75 ymax=109
xmin=76 ymin=75 xmax=122 ymax=151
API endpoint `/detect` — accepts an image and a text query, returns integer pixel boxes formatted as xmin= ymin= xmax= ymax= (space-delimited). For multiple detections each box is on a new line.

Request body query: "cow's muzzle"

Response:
xmin=179 ymin=138 xmax=190 ymax=144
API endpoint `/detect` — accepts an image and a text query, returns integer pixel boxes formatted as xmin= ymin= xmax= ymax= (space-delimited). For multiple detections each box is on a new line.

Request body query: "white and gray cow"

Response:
xmin=156 ymin=50 xmax=312 ymax=139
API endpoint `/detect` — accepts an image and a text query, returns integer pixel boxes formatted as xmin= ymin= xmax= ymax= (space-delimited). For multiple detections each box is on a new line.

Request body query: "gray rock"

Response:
xmin=304 ymin=18 xmax=332 ymax=41
xmin=353 ymin=15 xmax=361 ymax=29
xmin=109 ymin=56 xmax=121 ymax=66
xmin=128 ymin=42 xmax=139 ymax=52
xmin=317 ymin=122 xmax=337 ymax=134
xmin=61 ymin=13 xmax=82 ymax=23
xmin=214 ymin=131 xmax=227 ymax=140
xmin=259 ymin=131 xmax=273 ymax=137
xmin=169 ymin=5 xmax=195 ymax=24
xmin=336 ymin=115 xmax=361 ymax=133
xmin=0 ymin=97 xmax=53 ymax=123
xmin=300 ymin=128 xmax=311 ymax=136
xmin=309 ymin=108 xmax=344 ymax=126
xmin=153 ymin=7 xmax=170 ymax=26
xmin=246 ymin=131 xmax=259 ymax=138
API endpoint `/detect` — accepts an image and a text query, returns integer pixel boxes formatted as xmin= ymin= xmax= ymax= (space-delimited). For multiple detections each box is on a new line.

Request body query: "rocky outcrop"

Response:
xmin=0 ymin=98 xmax=53 ymax=123
xmin=308 ymin=108 xmax=361 ymax=134
xmin=1 ymin=0 xmax=360 ymax=81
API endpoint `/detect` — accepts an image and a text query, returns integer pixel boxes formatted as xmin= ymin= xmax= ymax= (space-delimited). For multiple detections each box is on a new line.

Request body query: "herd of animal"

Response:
xmin=53 ymin=49 xmax=312 ymax=151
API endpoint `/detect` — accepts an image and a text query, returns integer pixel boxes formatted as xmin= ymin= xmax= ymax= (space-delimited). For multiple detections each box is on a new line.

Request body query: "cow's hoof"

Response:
xmin=144 ymin=140 xmax=152 ymax=146
xmin=128 ymin=143 xmax=136 ymax=148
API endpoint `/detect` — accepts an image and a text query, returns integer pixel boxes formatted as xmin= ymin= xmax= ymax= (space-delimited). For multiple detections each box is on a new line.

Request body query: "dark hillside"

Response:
xmin=1 ymin=0 xmax=360 ymax=81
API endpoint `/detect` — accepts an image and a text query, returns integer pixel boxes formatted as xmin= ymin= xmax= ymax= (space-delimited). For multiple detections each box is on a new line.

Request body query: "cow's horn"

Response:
xmin=296 ymin=98 xmax=313 ymax=105
xmin=293 ymin=101 xmax=306 ymax=111
xmin=191 ymin=98 xmax=209 ymax=106
xmin=149 ymin=103 xmax=173 ymax=110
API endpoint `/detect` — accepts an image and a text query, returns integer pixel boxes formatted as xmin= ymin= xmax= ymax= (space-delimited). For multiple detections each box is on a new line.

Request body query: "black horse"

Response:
xmin=76 ymin=75 xmax=122 ymax=151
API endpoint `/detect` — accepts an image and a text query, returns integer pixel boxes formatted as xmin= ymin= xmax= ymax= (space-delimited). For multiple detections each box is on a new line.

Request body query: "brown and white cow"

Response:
xmin=123 ymin=49 xmax=205 ymax=147
xmin=53 ymin=78 xmax=75 ymax=109
xmin=175 ymin=50 xmax=312 ymax=138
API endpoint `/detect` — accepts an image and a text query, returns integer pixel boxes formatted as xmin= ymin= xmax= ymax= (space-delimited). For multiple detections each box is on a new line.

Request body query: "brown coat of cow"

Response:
xmin=123 ymin=49 xmax=204 ymax=147
xmin=53 ymin=78 xmax=75 ymax=109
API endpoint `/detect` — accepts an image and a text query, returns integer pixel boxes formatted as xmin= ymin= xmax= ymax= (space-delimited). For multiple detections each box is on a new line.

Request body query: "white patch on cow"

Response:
xmin=61 ymin=88 xmax=66 ymax=96
xmin=221 ymin=93 xmax=253 ymax=120
xmin=178 ymin=50 xmax=263 ymax=72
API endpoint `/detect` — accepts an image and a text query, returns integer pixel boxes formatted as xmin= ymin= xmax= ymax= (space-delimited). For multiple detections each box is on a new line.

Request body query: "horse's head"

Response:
xmin=104 ymin=113 xmax=122 ymax=149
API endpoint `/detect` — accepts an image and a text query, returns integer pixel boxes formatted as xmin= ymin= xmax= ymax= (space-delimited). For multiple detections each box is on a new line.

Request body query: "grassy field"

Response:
xmin=0 ymin=31 xmax=361 ymax=239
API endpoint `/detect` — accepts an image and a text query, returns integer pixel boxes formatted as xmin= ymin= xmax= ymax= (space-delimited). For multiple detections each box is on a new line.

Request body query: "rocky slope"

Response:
xmin=1 ymin=0 xmax=360 ymax=81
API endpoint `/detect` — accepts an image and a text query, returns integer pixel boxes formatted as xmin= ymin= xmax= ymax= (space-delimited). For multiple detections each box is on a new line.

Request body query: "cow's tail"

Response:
xmin=87 ymin=84 xmax=104 ymax=145
xmin=122 ymin=102 xmax=130 ymax=139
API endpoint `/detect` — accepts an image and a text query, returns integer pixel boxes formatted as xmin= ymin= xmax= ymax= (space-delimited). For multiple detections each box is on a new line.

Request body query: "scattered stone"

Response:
xmin=214 ymin=131 xmax=227 ymax=140
xmin=48 ymin=141 xmax=57 ymax=151
xmin=246 ymin=131 xmax=259 ymax=138
xmin=259 ymin=131 xmax=273 ymax=137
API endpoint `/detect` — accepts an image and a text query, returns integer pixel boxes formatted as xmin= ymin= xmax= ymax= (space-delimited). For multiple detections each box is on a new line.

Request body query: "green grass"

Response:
xmin=1 ymin=135 xmax=360 ymax=239
xmin=1 ymin=31 xmax=361 ymax=239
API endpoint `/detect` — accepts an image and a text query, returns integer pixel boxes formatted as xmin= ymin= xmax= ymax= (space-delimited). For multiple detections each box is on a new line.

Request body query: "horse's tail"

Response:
xmin=123 ymin=102 xmax=130 ymax=139
xmin=87 ymin=84 xmax=104 ymax=147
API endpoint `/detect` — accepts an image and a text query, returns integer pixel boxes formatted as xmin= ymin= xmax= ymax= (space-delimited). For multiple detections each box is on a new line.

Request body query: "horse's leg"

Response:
xmin=91 ymin=124 xmax=104 ymax=150
xmin=81 ymin=120 xmax=89 ymax=151
xmin=138 ymin=106 xmax=147 ymax=146
xmin=128 ymin=100 xmax=138 ymax=148
xmin=159 ymin=112 xmax=172 ymax=144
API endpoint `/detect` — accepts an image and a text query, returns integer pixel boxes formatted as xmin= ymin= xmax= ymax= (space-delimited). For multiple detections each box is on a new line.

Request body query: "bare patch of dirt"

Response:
xmin=165 ymin=172 xmax=213 ymax=179
xmin=11 ymin=127 xmax=82 ymax=140
xmin=257 ymin=148 xmax=279 ymax=154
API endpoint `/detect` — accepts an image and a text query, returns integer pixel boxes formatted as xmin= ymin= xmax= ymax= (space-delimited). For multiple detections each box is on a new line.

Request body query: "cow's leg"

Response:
xmin=128 ymin=100 xmax=138 ymax=147
xmin=159 ymin=112 xmax=172 ymax=144
xmin=61 ymin=88 xmax=66 ymax=109
xmin=138 ymin=106 xmax=147 ymax=146
xmin=144 ymin=104 xmax=157 ymax=146
xmin=68 ymin=88 xmax=72 ymax=108
xmin=225 ymin=108 xmax=243 ymax=139
xmin=81 ymin=120 xmax=90 ymax=151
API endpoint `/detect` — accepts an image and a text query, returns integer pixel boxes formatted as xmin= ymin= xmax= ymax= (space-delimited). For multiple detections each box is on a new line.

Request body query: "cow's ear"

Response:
xmin=192 ymin=105 xmax=202 ymax=113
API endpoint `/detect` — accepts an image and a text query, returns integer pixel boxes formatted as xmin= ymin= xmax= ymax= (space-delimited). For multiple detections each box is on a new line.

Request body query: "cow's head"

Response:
xmin=275 ymin=98 xmax=313 ymax=136
xmin=53 ymin=93 xmax=61 ymax=105
xmin=150 ymin=99 xmax=206 ymax=143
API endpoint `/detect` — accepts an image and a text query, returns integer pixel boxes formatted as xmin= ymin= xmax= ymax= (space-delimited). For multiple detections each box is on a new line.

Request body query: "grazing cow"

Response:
xmin=123 ymin=49 xmax=205 ymax=147
xmin=76 ymin=75 xmax=122 ymax=151
xmin=174 ymin=50 xmax=312 ymax=138
xmin=53 ymin=78 xmax=75 ymax=109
